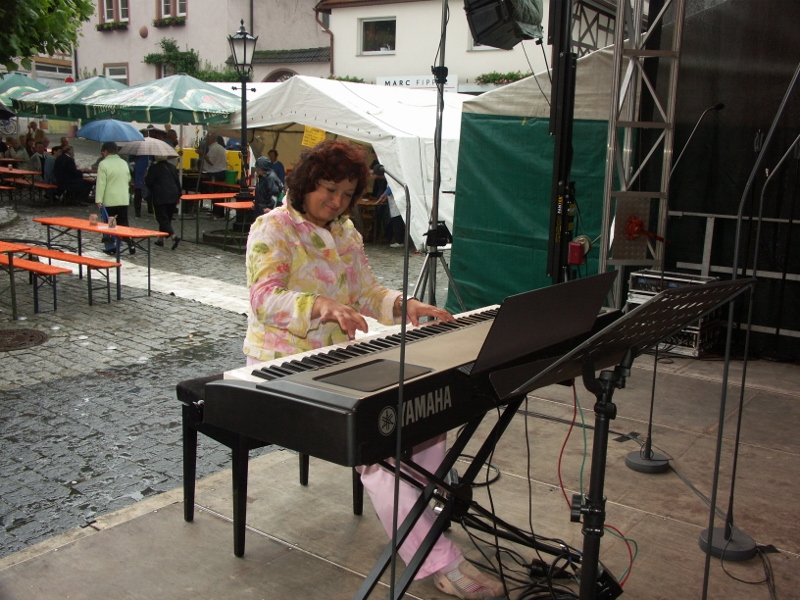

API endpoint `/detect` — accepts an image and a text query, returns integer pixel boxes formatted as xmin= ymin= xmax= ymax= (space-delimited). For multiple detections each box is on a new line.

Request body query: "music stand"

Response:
xmin=495 ymin=277 xmax=755 ymax=600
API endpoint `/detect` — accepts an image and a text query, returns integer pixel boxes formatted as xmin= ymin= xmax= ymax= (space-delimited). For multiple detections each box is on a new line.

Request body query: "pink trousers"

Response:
xmin=247 ymin=357 xmax=460 ymax=579
xmin=357 ymin=433 xmax=461 ymax=579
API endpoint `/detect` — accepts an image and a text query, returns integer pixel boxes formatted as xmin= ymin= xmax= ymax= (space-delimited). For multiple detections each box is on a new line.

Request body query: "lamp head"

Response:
xmin=228 ymin=19 xmax=258 ymax=77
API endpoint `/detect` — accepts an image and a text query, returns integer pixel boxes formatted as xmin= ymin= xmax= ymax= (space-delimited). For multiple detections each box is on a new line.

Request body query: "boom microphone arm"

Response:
xmin=671 ymin=103 xmax=724 ymax=177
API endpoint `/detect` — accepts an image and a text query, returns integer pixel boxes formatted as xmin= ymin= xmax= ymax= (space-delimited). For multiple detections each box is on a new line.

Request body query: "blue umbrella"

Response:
xmin=76 ymin=119 xmax=145 ymax=142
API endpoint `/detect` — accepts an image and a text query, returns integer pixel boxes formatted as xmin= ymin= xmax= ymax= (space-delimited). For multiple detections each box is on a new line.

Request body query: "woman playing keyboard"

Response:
xmin=242 ymin=140 xmax=505 ymax=600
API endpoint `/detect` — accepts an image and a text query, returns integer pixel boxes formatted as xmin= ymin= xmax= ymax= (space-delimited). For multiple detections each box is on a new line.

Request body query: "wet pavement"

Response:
xmin=0 ymin=142 xmax=450 ymax=560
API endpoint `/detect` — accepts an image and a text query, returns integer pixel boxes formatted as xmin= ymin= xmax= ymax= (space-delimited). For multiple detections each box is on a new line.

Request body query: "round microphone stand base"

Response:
xmin=699 ymin=525 xmax=757 ymax=561
xmin=625 ymin=450 xmax=670 ymax=474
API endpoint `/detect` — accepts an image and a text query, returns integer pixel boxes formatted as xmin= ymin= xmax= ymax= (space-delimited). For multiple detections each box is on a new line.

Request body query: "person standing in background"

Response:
xmin=145 ymin=156 xmax=181 ymax=250
xmin=253 ymin=156 xmax=283 ymax=215
xmin=267 ymin=149 xmax=285 ymax=184
xmin=131 ymin=154 xmax=152 ymax=217
xmin=203 ymin=132 xmax=227 ymax=217
xmin=95 ymin=142 xmax=133 ymax=254
xmin=378 ymin=187 xmax=406 ymax=248
xmin=202 ymin=132 xmax=227 ymax=181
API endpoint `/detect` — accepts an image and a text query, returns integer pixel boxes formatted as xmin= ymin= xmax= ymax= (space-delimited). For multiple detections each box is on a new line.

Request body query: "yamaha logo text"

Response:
xmin=378 ymin=386 xmax=453 ymax=436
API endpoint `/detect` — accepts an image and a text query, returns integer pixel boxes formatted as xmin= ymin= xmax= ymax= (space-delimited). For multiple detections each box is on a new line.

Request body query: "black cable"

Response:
xmin=720 ymin=546 xmax=778 ymax=599
xmin=539 ymin=37 xmax=552 ymax=82
xmin=521 ymin=40 xmax=551 ymax=107
xmin=456 ymin=453 xmax=501 ymax=486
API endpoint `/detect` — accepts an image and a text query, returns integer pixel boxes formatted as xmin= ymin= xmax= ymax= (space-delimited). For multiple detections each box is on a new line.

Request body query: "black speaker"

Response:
xmin=464 ymin=0 xmax=544 ymax=51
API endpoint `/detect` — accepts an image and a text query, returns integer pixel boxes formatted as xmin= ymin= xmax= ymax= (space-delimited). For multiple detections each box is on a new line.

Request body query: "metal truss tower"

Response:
xmin=598 ymin=0 xmax=687 ymax=306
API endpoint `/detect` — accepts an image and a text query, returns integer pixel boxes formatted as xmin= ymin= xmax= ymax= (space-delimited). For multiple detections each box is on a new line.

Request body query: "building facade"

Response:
xmin=315 ymin=0 xmax=615 ymax=93
xmin=75 ymin=0 xmax=331 ymax=85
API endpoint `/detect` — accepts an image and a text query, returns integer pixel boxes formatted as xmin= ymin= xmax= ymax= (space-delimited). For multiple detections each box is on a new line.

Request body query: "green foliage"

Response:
xmin=143 ymin=38 xmax=199 ymax=74
xmin=152 ymin=16 xmax=186 ymax=28
xmin=474 ymin=71 xmax=531 ymax=86
xmin=143 ymin=38 xmax=244 ymax=82
xmin=96 ymin=21 xmax=128 ymax=31
xmin=193 ymin=60 xmax=243 ymax=82
xmin=0 ymin=0 xmax=94 ymax=71
xmin=327 ymin=75 xmax=365 ymax=83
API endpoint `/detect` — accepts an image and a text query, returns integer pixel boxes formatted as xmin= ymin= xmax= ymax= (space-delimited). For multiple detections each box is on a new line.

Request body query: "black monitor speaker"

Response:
xmin=464 ymin=0 xmax=544 ymax=51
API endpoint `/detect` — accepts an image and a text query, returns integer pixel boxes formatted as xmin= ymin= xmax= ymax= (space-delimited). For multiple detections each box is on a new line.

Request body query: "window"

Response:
xmin=160 ymin=0 xmax=187 ymax=18
xmin=361 ymin=18 xmax=396 ymax=54
xmin=100 ymin=0 xmax=128 ymax=23
xmin=159 ymin=63 xmax=176 ymax=78
xmin=104 ymin=64 xmax=128 ymax=85
xmin=469 ymin=38 xmax=501 ymax=51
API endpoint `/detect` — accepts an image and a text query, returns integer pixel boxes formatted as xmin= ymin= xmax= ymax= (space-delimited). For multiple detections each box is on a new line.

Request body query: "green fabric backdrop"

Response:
xmin=445 ymin=114 xmax=608 ymax=312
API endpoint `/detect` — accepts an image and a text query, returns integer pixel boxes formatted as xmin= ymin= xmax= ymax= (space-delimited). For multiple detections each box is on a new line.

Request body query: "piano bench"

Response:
xmin=177 ymin=374 xmax=364 ymax=558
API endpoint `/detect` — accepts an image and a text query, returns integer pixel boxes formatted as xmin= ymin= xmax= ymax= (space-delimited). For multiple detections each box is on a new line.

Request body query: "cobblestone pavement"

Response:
xmin=0 ymin=151 xmax=452 ymax=559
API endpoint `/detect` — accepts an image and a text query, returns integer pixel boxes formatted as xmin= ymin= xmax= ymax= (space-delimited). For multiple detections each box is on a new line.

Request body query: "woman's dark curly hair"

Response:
xmin=286 ymin=140 xmax=369 ymax=215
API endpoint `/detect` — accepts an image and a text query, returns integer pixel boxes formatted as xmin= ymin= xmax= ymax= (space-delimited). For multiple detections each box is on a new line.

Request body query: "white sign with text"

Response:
xmin=376 ymin=74 xmax=459 ymax=92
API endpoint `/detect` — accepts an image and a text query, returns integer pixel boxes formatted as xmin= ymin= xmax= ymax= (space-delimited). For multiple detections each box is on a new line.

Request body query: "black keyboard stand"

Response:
xmin=353 ymin=277 xmax=756 ymax=600
xmin=353 ymin=394 xmax=520 ymax=600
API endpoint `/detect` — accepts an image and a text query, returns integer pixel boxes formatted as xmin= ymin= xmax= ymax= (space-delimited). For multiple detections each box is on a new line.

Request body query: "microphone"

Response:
xmin=372 ymin=162 xmax=386 ymax=176
xmin=671 ymin=103 xmax=725 ymax=177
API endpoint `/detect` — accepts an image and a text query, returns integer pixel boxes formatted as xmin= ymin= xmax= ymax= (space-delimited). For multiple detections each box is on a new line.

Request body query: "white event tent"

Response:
xmin=216 ymin=76 xmax=470 ymax=249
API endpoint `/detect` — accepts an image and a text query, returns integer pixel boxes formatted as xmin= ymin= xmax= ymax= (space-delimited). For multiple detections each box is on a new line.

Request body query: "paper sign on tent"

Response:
xmin=301 ymin=126 xmax=326 ymax=147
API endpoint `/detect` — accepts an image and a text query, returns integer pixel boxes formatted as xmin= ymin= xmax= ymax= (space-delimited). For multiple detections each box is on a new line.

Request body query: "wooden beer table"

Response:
xmin=33 ymin=216 xmax=168 ymax=299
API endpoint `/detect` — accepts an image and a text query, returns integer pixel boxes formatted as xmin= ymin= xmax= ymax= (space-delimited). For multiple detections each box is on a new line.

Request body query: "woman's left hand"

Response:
xmin=397 ymin=297 xmax=456 ymax=326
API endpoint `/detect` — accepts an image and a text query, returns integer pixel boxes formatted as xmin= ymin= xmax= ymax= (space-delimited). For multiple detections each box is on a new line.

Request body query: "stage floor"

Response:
xmin=1 ymin=354 xmax=799 ymax=599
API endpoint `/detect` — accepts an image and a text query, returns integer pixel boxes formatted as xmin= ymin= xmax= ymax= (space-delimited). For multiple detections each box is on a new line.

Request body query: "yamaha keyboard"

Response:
xmin=202 ymin=273 xmax=620 ymax=468
xmin=205 ymin=306 xmax=502 ymax=467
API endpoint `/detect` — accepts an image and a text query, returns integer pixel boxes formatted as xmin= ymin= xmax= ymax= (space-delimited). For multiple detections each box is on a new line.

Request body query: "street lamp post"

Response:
xmin=228 ymin=19 xmax=258 ymax=201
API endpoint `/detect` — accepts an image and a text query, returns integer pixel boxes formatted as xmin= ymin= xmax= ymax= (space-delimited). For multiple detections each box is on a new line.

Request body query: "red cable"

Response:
xmin=557 ymin=384 xmax=579 ymax=508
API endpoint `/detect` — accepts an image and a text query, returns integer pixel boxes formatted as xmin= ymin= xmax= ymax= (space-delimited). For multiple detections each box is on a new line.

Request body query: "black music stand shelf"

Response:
xmin=494 ymin=277 xmax=756 ymax=600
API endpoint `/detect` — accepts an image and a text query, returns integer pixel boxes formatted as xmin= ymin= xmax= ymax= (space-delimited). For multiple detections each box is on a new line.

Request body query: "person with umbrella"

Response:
xmin=145 ymin=155 xmax=181 ymax=250
xmin=95 ymin=142 xmax=133 ymax=253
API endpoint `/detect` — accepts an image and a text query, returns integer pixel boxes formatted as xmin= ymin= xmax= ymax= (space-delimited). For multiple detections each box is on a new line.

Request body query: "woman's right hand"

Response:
xmin=312 ymin=296 xmax=368 ymax=340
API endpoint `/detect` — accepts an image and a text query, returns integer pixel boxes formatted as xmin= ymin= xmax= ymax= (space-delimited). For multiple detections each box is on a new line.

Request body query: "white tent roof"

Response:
xmin=208 ymin=81 xmax=280 ymax=103
xmin=217 ymin=76 xmax=470 ymax=248
xmin=463 ymin=47 xmax=626 ymax=120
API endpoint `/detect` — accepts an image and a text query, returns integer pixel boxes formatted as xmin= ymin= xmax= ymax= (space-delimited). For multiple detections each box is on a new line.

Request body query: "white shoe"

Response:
xmin=389 ymin=242 xmax=403 ymax=248
xmin=433 ymin=559 xmax=506 ymax=599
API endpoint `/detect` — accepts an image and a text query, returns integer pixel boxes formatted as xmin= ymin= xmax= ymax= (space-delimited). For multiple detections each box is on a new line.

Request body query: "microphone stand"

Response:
xmin=379 ymin=164 xmax=413 ymax=599
xmin=412 ymin=0 xmax=465 ymax=312
xmin=700 ymin=62 xmax=800 ymax=599
xmin=626 ymin=102 xmax=724 ymax=474
xmin=761 ymin=142 xmax=799 ymax=362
